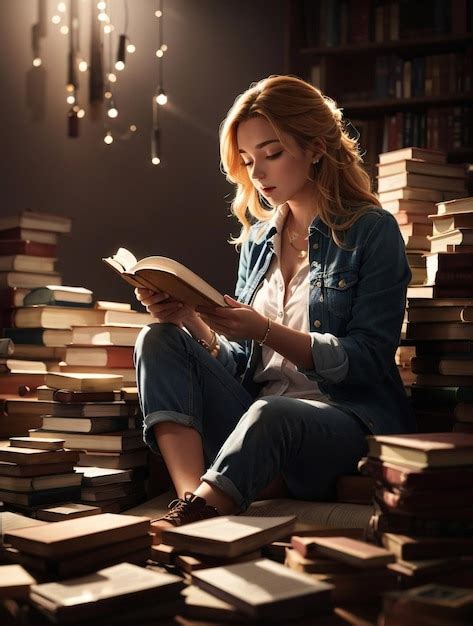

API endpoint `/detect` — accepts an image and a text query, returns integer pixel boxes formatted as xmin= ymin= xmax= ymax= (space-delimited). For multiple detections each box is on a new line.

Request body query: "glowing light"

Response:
xmin=104 ymin=24 xmax=114 ymax=33
xmin=130 ymin=124 xmax=137 ymax=132
xmin=60 ymin=25 xmax=69 ymax=34
xmin=156 ymin=49 xmax=163 ymax=58
xmin=108 ymin=72 xmax=117 ymax=82
xmin=115 ymin=60 xmax=125 ymax=71
xmin=127 ymin=43 xmax=136 ymax=53
xmin=32 ymin=57 xmax=42 ymax=67
xmin=107 ymin=107 xmax=118 ymax=118
xmin=104 ymin=90 xmax=112 ymax=99
xmin=52 ymin=15 xmax=61 ymax=24
xmin=98 ymin=12 xmax=108 ymax=22
xmin=161 ymin=44 xmax=168 ymax=52
xmin=78 ymin=60 xmax=88 ymax=72
xmin=66 ymin=95 xmax=76 ymax=104
xmin=77 ymin=108 xmax=85 ymax=119
xmin=152 ymin=156 xmax=160 ymax=165
xmin=155 ymin=10 xmax=162 ymax=17
xmin=58 ymin=2 xmax=66 ymax=12
xmin=66 ymin=83 xmax=75 ymax=93
xmin=104 ymin=132 xmax=113 ymax=144
xmin=156 ymin=92 xmax=168 ymax=106
xmin=97 ymin=1 xmax=106 ymax=9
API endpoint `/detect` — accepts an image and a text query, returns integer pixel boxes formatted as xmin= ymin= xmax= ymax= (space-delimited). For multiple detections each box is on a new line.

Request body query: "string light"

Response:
xmin=58 ymin=2 xmax=67 ymax=12
xmin=52 ymin=15 xmax=61 ymax=24
xmin=78 ymin=60 xmax=88 ymax=72
xmin=60 ymin=25 xmax=69 ymax=35
xmin=32 ymin=57 xmax=42 ymax=67
xmin=107 ymin=97 xmax=118 ymax=118
xmin=127 ymin=43 xmax=136 ymax=53
xmin=155 ymin=87 xmax=167 ymax=106
xmin=104 ymin=131 xmax=113 ymax=144
xmin=66 ymin=94 xmax=76 ymax=104
xmin=151 ymin=0 xmax=165 ymax=165
xmin=97 ymin=1 xmax=106 ymax=9
xmin=115 ymin=34 xmax=126 ymax=70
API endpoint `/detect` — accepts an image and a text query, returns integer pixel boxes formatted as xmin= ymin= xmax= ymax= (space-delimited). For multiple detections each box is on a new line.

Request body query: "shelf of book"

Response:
xmin=285 ymin=0 xmax=473 ymax=166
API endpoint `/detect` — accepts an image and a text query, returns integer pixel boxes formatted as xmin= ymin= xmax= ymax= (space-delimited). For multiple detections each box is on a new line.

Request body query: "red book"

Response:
xmin=64 ymin=346 xmax=134 ymax=369
xmin=0 ymin=240 xmax=57 ymax=257
xmin=0 ymin=227 xmax=58 ymax=245
xmin=358 ymin=456 xmax=473 ymax=490
xmin=0 ymin=372 xmax=45 ymax=395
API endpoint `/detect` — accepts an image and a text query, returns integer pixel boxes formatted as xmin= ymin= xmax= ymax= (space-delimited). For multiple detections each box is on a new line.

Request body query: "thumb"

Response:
xmin=224 ymin=294 xmax=243 ymax=308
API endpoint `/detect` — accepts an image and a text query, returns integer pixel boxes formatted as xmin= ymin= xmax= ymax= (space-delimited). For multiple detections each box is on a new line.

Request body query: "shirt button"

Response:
xmin=313 ymin=319 xmax=321 ymax=328
xmin=319 ymin=295 xmax=324 ymax=302
xmin=279 ymin=284 xmax=284 ymax=292
xmin=316 ymin=280 xmax=322 ymax=288
xmin=338 ymin=279 xmax=347 ymax=288
xmin=312 ymin=243 xmax=319 ymax=250
xmin=278 ymin=311 xmax=283 ymax=318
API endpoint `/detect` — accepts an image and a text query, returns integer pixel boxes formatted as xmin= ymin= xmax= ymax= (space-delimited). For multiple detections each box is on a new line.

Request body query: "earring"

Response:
xmin=312 ymin=158 xmax=319 ymax=164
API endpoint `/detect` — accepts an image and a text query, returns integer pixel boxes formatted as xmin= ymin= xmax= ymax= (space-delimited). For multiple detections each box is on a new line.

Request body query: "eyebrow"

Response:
xmin=238 ymin=139 xmax=280 ymax=153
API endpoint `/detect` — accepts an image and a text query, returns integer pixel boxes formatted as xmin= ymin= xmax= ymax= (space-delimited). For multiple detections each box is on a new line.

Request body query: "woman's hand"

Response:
xmin=134 ymin=288 xmax=199 ymax=327
xmin=196 ymin=295 xmax=268 ymax=342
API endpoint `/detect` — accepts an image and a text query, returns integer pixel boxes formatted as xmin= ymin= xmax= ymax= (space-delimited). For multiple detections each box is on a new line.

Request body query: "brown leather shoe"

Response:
xmin=150 ymin=491 xmax=219 ymax=543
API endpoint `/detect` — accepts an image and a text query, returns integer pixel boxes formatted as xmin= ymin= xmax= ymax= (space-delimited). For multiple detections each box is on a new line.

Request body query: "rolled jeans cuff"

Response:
xmin=200 ymin=469 xmax=246 ymax=513
xmin=143 ymin=410 xmax=198 ymax=455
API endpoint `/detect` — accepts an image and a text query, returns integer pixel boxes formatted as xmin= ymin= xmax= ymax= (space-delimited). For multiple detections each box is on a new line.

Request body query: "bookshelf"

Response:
xmin=283 ymin=0 xmax=473 ymax=172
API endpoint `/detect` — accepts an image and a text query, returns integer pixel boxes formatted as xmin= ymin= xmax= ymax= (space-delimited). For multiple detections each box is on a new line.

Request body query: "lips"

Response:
xmin=261 ymin=187 xmax=276 ymax=194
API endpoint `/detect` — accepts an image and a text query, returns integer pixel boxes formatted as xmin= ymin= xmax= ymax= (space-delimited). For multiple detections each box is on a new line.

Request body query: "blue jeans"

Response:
xmin=134 ymin=323 xmax=369 ymax=512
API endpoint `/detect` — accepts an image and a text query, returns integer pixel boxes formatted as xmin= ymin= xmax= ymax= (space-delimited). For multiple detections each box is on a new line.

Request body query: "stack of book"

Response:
xmin=361 ymin=432 xmax=473 ymax=588
xmin=285 ymin=535 xmax=397 ymax=604
xmin=0 ymin=437 xmax=81 ymax=516
xmin=2 ymin=513 xmax=152 ymax=581
xmin=0 ymin=212 xmax=75 ymax=395
xmin=376 ymin=147 xmax=467 ymax=289
xmin=27 ymin=372 xmax=147 ymax=512
xmin=58 ymin=300 xmax=150 ymax=386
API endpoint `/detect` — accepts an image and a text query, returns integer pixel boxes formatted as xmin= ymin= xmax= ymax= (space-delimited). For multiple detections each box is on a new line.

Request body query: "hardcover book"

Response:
xmin=103 ymin=247 xmax=226 ymax=307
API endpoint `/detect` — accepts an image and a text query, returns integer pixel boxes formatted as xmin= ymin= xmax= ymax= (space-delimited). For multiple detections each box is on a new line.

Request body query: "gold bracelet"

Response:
xmin=196 ymin=330 xmax=220 ymax=357
xmin=258 ymin=317 xmax=272 ymax=346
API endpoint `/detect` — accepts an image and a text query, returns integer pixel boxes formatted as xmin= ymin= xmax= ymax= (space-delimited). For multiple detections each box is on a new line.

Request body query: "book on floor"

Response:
xmin=64 ymin=346 xmax=134 ymax=368
xmin=103 ymin=247 xmax=227 ymax=307
xmin=4 ymin=513 xmax=150 ymax=558
xmin=158 ymin=515 xmax=296 ymax=558
xmin=71 ymin=324 xmax=143 ymax=347
xmin=378 ymin=148 xmax=447 ymax=165
xmin=367 ymin=432 xmax=473 ymax=468
xmin=0 ymin=255 xmax=56 ymax=274
xmin=23 ymin=285 xmax=93 ymax=307
xmin=74 ymin=466 xmax=131 ymax=486
xmin=36 ymin=385 xmax=121 ymax=403
xmin=0 ymin=472 xmax=81 ymax=493
xmin=382 ymin=534 xmax=473 ymax=561
xmin=377 ymin=172 xmax=466 ymax=194
xmin=3 ymin=328 xmax=72 ymax=347
xmin=40 ymin=416 xmax=130 ymax=434
xmin=9 ymin=436 xmax=65 ymax=450
xmin=436 ymin=196 xmax=473 ymax=215
xmin=0 ymin=270 xmax=62 ymax=289
xmin=0 ymin=486 xmax=82 ymax=507
xmin=0 ymin=211 xmax=72 ymax=233
xmin=0 ymin=446 xmax=79 ymax=465
xmin=29 ymin=562 xmax=183 ymax=622
xmin=77 ymin=449 xmax=148 ymax=469
xmin=291 ymin=535 xmax=395 ymax=568
xmin=35 ymin=503 xmax=102 ymax=522
xmin=191 ymin=558 xmax=333 ymax=620
xmin=0 ymin=564 xmax=37 ymax=599
xmin=30 ymin=429 xmax=144 ymax=452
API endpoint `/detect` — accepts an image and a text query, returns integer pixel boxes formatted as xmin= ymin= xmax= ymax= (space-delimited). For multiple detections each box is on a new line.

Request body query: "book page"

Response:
xmin=167 ymin=516 xmax=294 ymax=542
xmin=112 ymin=248 xmax=138 ymax=272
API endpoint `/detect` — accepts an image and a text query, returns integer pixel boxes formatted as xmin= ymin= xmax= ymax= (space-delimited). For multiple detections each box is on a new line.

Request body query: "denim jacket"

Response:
xmin=217 ymin=206 xmax=415 ymax=436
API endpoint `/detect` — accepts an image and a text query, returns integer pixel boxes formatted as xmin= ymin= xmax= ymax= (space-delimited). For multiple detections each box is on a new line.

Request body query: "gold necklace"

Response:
xmin=286 ymin=218 xmax=309 ymax=260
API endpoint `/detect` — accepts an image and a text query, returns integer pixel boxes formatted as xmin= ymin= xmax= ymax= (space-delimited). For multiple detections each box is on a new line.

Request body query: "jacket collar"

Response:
xmin=263 ymin=203 xmax=331 ymax=243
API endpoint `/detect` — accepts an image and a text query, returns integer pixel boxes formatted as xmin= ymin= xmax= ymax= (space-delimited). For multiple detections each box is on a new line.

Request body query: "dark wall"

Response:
xmin=0 ymin=0 xmax=285 ymax=305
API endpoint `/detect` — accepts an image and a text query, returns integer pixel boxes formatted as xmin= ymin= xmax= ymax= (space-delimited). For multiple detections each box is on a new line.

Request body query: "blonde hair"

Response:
xmin=219 ymin=75 xmax=381 ymax=247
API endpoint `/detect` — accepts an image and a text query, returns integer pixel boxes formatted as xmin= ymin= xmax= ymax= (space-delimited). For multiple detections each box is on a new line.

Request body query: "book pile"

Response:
xmin=26 ymin=373 xmax=147 ymax=513
xmin=57 ymin=300 xmax=150 ymax=386
xmin=361 ymin=432 xmax=473 ymax=588
xmin=379 ymin=583 xmax=473 ymax=626
xmin=284 ymin=535 xmax=397 ymax=605
xmin=0 ymin=437 xmax=81 ymax=516
xmin=395 ymin=345 xmax=416 ymax=392
xmin=0 ymin=211 xmax=76 ymax=396
xmin=2 ymin=513 xmax=152 ymax=581
xmin=376 ymin=147 xmax=467 ymax=290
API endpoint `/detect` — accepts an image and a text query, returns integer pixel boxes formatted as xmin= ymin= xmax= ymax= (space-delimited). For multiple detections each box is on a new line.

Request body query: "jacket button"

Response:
xmin=312 ymin=243 xmax=319 ymax=250
xmin=316 ymin=280 xmax=322 ymax=288
xmin=338 ymin=279 xmax=347 ymax=288
xmin=313 ymin=319 xmax=321 ymax=328
xmin=319 ymin=295 xmax=324 ymax=302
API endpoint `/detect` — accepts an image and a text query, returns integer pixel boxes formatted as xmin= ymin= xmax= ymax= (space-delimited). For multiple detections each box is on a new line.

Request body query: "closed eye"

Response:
xmin=241 ymin=150 xmax=283 ymax=167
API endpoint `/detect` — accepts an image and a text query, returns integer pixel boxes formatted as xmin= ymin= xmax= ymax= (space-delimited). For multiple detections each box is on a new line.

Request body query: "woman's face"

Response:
xmin=236 ymin=115 xmax=315 ymax=207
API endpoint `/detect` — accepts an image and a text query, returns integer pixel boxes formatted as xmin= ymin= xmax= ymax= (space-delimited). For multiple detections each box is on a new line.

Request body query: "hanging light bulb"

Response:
xmin=78 ymin=59 xmax=88 ymax=72
xmin=52 ymin=15 xmax=61 ymax=25
xmin=67 ymin=106 xmax=79 ymax=138
xmin=108 ymin=72 xmax=117 ymax=83
xmin=154 ymin=86 xmax=168 ymax=106
xmin=58 ymin=2 xmax=67 ymax=12
xmin=104 ymin=131 xmax=113 ymax=144
xmin=104 ymin=24 xmax=114 ymax=34
xmin=130 ymin=124 xmax=137 ymax=132
xmin=32 ymin=57 xmax=42 ymax=67
xmin=66 ymin=94 xmax=76 ymax=104
xmin=107 ymin=96 xmax=118 ymax=118
xmin=155 ymin=49 xmax=163 ymax=58
xmin=97 ymin=1 xmax=106 ymax=9
xmin=77 ymin=108 xmax=85 ymax=119
xmin=98 ymin=12 xmax=108 ymax=22
xmin=115 ymin=34 xmax=126 ymax=71
xmin=151 ymin=127 xmax=160 ymax=165
xmin=155 ymin=10 xmax=162 ymax=17
xmin=127 ymin=43 xmax=136 ymax=53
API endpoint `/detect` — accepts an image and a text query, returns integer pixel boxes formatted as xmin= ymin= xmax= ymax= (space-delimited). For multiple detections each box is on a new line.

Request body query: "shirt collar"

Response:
xmin=265 ymin=203 xmax=330 ymax=240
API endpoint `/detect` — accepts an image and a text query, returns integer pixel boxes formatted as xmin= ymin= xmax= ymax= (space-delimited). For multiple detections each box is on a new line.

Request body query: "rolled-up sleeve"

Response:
xmin=299 ymin=213 xmax=410 ymax=387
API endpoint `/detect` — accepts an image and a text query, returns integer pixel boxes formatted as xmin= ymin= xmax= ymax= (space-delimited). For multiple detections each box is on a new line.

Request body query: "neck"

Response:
xmin=285 ymin=185 xmax=317 ymax=231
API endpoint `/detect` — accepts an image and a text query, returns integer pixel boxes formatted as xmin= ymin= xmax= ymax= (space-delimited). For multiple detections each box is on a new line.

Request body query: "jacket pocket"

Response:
xmin=324 ymin=269 xmax=359 ymax=319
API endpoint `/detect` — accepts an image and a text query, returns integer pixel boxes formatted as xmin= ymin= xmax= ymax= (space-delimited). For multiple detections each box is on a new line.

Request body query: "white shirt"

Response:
xmin=251 ymin=204 xmax=326 ymax=400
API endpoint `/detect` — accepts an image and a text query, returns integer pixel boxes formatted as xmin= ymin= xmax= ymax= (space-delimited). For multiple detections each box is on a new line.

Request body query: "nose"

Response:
xmin=251 ymin=162 xmax=265 ymax=183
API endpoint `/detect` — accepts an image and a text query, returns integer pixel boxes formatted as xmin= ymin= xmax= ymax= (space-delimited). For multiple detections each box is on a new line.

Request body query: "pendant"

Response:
xmin=298 ymin=250 xmax=307 ymax=260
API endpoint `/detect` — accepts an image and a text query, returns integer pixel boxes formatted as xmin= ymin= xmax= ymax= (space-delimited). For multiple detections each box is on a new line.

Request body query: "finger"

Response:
xmin=142 ymin=292 xmax=170 ymax=307
xmin=148 ymin=301 xmax=183 ymax=315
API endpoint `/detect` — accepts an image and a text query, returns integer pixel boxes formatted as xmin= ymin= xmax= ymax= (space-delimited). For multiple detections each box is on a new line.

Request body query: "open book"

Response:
xmin=103 ymin=248 xmax=226 ymax=308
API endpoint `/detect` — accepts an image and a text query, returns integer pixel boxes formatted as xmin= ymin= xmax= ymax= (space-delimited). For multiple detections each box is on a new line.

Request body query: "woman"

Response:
xmin=134 ymin=75 xmax=414 ymax=532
